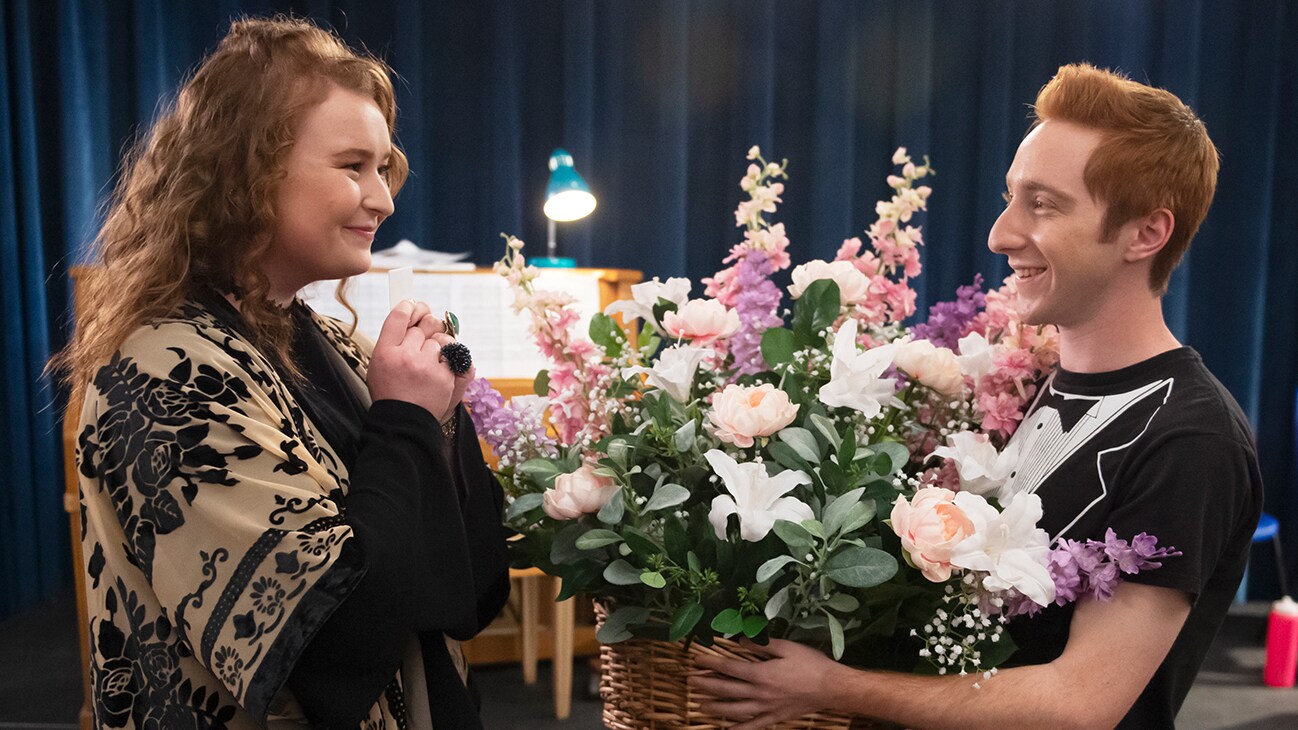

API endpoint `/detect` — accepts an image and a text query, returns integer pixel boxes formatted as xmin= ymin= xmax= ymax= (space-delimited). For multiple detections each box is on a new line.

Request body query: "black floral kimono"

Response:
xmin=75 ymin=294 xmax=510 ymax=728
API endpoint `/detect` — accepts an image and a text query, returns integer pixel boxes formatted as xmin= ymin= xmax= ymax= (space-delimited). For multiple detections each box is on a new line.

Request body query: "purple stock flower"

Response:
xmin=1088 ymin=562 xmax=1121 ymax=602
xmin=912 ymin=274 xmax=986 ymax=350
xmin=730 ymin=251 xmax=784 ymax=376
xmin=1047 ymin=546 xmax=1083 ymax=605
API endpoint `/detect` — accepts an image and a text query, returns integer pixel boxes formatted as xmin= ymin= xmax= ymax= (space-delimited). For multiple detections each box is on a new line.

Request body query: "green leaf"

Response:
xmin=800 ymin=519 xmax=826 ymax=540
xmin=764 ymin=585 xmax=791 ymax=620
xmin=772 ymin=519 xmax=813 ymax=551
xmin=516 ymin=458 xmax=563 ymax=488
xmin=711 ymin=608 xmax=744 ymax=636
xmin=603 ymin=559 xmax=643 ymax=585
xmin=756 ymin=555 xmax=803 ymax=583
xmin=608 ymin=439 xmax=630 ymax=469
xmin=596 ymin=606 xmax=651 ymax=643
xmin=533 ymin=370 xmax=551 ymax=397
xmin=822 ymin=487 xmax=866 ymax=536
xmin=673 ymin=420 xmax=697 ymax=453
xmin=668 ymin=601 xmax=704 ymax=642
xmin=575 ymin=529 xmax=624 ymax=550
xmin=504 ymin=492 xmax=544 ymax=521
xmin=808 ymin=413 xmax=843 ymax=452
xmin=644 ymin=483 xmax=690 ymax=512
xmin=598 ymin=486 xmax=625 ymax=524
xmin=778 ymin=427 xmax=822 ymax=463
xmin=686 ymin=551 xmax=702 ymax=573
xmin=823 ymin=546 xmax=898 ymax=588
xmin=742 ymin=614 xmax=768 ymax=638
xmin=767 ymin=442 xmax=811 ymax=472
xmin=792 ymin=279 xmax=841 ymax=345
xmin=550 ymin=524 xmax=586 ymax=564
xmin=663 ymin=515 xmax=689 ymax=563
xmin=818 ymin=460 xmax=849 ymax=492
xmin=760 ymin=327 xmax=797 ymax=369
xmin=838 ymin=426 xmax=857 ymax=464
xmin=651 ymin=298 xmax=680 ymax=325
xmin=869 ymin=442 xmax=911 ymax=476
xmin=622 ymin=528 xmax=662 ymax=560
xmin=824 ymin=593 xmax=860 ymax=613
xmin=640 ymin=570 xmax=667 ymax=589
xmin=837 ymin=501 xmax=877 ymax=536
xmin=589 ymin=313 xmax=626 ymax=357
xmin=827 ymin=613 xmax=845 ymax=660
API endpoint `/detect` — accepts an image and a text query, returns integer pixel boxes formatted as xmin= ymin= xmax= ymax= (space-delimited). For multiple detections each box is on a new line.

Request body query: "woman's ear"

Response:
xmin=1124 ymin=208 xmax=1175 ymax=263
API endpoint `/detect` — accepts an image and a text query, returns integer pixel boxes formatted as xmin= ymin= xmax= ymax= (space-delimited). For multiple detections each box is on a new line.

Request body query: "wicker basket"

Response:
xmin=596 ymin=603 xmax=858 ymax=729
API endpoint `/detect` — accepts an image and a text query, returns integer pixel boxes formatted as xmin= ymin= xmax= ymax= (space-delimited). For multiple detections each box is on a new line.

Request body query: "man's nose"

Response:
xmin=987 ymin=207 xmax=1020 ymax=255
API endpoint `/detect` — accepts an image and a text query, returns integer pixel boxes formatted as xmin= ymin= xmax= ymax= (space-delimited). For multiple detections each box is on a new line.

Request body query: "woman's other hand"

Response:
xmin=367 ymin=300 xmax=456 ymax=418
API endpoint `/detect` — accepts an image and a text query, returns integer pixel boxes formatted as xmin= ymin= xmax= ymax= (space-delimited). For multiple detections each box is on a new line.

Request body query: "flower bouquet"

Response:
xmin=467 ymin=148 xmax=1178 ymax=728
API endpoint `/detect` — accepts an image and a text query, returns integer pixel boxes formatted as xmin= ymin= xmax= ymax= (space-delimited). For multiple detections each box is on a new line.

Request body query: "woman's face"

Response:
xmin=264 ymin=84 xmax=395 ymax=301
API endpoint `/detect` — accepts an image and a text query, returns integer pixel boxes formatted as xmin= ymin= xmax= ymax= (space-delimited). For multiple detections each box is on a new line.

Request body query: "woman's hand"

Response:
xmin=427 ymin=332 xmax=475 ymax=424
xmin=367 ymin=300 xmax=456 ymax=418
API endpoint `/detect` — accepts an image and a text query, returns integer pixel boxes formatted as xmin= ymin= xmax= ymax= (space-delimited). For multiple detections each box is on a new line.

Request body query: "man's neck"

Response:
xmin=1055 ymin=291 xmax=1180 ymax=373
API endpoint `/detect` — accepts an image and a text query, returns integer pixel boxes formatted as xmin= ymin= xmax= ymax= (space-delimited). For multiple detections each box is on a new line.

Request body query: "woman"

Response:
xmin=53 ymin=16 xmax=509 ymax=729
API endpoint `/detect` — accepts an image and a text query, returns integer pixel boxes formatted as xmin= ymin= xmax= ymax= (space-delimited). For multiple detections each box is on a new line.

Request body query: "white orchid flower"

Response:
xmin=704 ymin=449 xmax=813 ymax=542
xmin=930 ymin=431 xmax=1021 ymax=499
xmin=604 ymin=277 xmax=691 ymax=331
xmin=817 ymin=319 xmax=899 ymax=418
xmin=955 ymin=332 xmax=997 ymax=383
xmin=949 ymin=491 xmax=1054 ymax=607
xmin=622 ymin=345 xmax=710 ymax=403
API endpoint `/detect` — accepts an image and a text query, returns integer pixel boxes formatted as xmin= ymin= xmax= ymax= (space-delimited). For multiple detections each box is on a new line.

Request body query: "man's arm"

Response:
xmin=693 ymin=582 xmax=1190 ymax=730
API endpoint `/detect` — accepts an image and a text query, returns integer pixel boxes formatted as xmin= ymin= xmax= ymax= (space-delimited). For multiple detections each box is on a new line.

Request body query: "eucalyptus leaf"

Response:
xmin=837 ymin=501 xmax=877 ymax=536
xmin=822 ymin=487 xmax=866 ymax=536
xmin=575 ymin=529 xmax=624 ymax=550
xmin=668 ymin=601 xmax=704 ymax=642
xmin=596 ymin=606 xmax=651 ymax=643
xmin=608 ymin=439 xmax=630 ymax=469
xmin=742 ymin=614 xmax=768 ymax=638
xmin=533 ymin=369 xmax=551 ymax=397
xmin=756 ymin=555 xmax=803 ymax=583
xmin=767 ymin=442 xmax=811 ymax=472
xmin=824 ymin=593 xmax=860 ymax=612
xmin=800 ymin=519 xmax=826 ymax=540
xmin=516 ymin=458 xmax=563 ymax=488
xmin=644 ymin=483 xmax=690 ymax=512
xmin=823 ymin=545 xmax=898 ymax=588
xmin=870 ymin=441 xmax=912 ymax=477
xmin=764 ymin=585 xmax=791 ymax=620
xmin=598 ymin=486 xmax=625 ymax=524
xmin=772 ymin=520 xmax=813 ymax=551
xmin=622 ymin=528 xmax=662 ymax=559
xmin=711 ymin=608 xmax=744 ymax=635
xmin=673 ymin=420 xmax=698 ymax=452
xmin=827 ymin=612 xmax=845 ymax=660
xmin=504 ymin=492 xmax=544 ymax=521
xmin=640 ymin=570 xmax=667 ymax=589
xmin=778 ymin=427 xmax=822 ymax=463
xmin=603 ymin=559 xmax=643 ymax=585
xmin=808 ymin=413 xmax=843 ymax=452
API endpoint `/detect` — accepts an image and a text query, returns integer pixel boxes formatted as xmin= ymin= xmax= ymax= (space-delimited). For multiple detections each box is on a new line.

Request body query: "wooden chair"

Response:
xmin=509 ymin=567 xmax=576 ymax=719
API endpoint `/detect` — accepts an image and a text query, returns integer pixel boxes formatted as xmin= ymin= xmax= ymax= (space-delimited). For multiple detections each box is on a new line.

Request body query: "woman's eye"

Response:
xmin=343 ymin=163 xmax=362 ymax=173
xmin=377 ymin=165 xmax=391 ymax=179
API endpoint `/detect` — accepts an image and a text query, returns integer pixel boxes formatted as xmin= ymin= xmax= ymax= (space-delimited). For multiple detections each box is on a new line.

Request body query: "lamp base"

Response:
xmin=530 ymin=256 xmax=577 ymax=268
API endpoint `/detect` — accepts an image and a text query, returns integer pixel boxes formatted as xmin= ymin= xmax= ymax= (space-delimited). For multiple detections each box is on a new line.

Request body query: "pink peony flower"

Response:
xmin=542 ymin=463 xmax=617 ymax=520
xmin=662 ymin=299 xmax=741 ymax=342
xmin=706 ymin=383 xmax=799 ymax=448
xmin=890 ymin=487 xmax=976 ymax=582
xmin=893 ymin=339 xmax=965 ymax=396
xmin=789 ymin=259 xmax=870 ymax=305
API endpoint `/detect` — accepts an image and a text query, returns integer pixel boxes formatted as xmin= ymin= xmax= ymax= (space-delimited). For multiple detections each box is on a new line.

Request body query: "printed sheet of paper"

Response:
xmin=301 ymin=269 xmax=603 ymax=379
xmin=387 ymin=266 xmax=413 ymax=309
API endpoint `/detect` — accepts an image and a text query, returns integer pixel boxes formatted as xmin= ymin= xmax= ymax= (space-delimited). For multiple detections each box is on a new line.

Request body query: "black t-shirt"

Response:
xmin=1002 ymin=347 xmax=1262 ymax=728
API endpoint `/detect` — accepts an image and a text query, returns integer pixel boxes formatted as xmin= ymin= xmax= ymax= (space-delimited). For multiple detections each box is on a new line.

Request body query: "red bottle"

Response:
xmin=1264 ymin=596 xmax=1298 ymax=688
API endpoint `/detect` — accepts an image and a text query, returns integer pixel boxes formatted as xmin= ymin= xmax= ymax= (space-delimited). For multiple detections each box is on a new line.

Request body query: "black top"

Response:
xmin=214 ymin=298 xmax=511 ymax=728
xmin=1003 ymin=348 xmax=1263 ymax=728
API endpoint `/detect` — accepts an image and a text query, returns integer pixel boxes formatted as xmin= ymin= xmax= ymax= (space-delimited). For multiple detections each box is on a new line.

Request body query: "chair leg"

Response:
xmin=520 ymin=575 xmax=538 ymax=685
xmin=552 ymin=578 xmax=574 ymax=720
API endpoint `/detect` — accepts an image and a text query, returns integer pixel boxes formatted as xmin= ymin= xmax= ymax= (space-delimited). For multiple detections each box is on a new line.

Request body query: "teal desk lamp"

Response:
xmin=535 ymin=148 xmax=596 ymax=268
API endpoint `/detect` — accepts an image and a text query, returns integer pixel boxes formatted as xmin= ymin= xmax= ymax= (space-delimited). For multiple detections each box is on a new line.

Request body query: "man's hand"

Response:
xmin=690 ymin=639 xmax=838 ymax=730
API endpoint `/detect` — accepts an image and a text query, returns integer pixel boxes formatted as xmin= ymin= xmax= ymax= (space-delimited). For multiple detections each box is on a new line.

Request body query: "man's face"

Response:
xmin=988 ymin=120 xmax=1128 ymax=328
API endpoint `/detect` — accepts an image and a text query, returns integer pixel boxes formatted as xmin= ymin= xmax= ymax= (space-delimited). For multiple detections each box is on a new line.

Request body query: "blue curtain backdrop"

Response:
xmin=2 ymin=0 xmax=1295 ymax=619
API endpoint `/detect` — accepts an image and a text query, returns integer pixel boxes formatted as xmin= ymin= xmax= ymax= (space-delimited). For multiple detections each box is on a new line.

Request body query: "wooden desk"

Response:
xmin=61 ymin=266 xmax=638 ymax=727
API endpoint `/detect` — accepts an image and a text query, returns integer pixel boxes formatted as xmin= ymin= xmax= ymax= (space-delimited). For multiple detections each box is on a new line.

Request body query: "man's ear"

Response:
xmin=1123 ymin=208 xmax=1175 ymax=263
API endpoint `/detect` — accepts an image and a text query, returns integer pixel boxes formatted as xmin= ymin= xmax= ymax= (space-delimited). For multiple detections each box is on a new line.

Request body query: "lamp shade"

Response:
xmin=543 ymin=149 xmax=597 ymax=222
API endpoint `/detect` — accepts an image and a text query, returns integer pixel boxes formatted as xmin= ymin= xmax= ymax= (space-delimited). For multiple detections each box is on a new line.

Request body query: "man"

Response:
xmin=693 ymin=64 xmax=1263 ymax=729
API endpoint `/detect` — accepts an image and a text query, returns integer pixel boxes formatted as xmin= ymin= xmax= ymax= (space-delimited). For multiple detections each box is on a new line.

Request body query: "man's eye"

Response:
xmin=1001 ymin=191 xmax=1012 ymax=206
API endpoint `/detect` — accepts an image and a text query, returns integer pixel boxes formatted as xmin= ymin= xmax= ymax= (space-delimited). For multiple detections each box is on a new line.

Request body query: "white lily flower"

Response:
xmin=955 ymin=332 xmax=997 ymax=383
xmin=704 ymin=449 xmax=813 ymax=542
xmin=817 ymin=319 xmax=899 ymax=418
xmin=949 ymin=491 xmax=1054 ymax=607
xmin=622 ymin=345 xmax=710 ymax=403
xmin=930 ymin=431 xmax=1021 ymax=498
xmin=604 ymin=277 xmax=691 ymax=331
